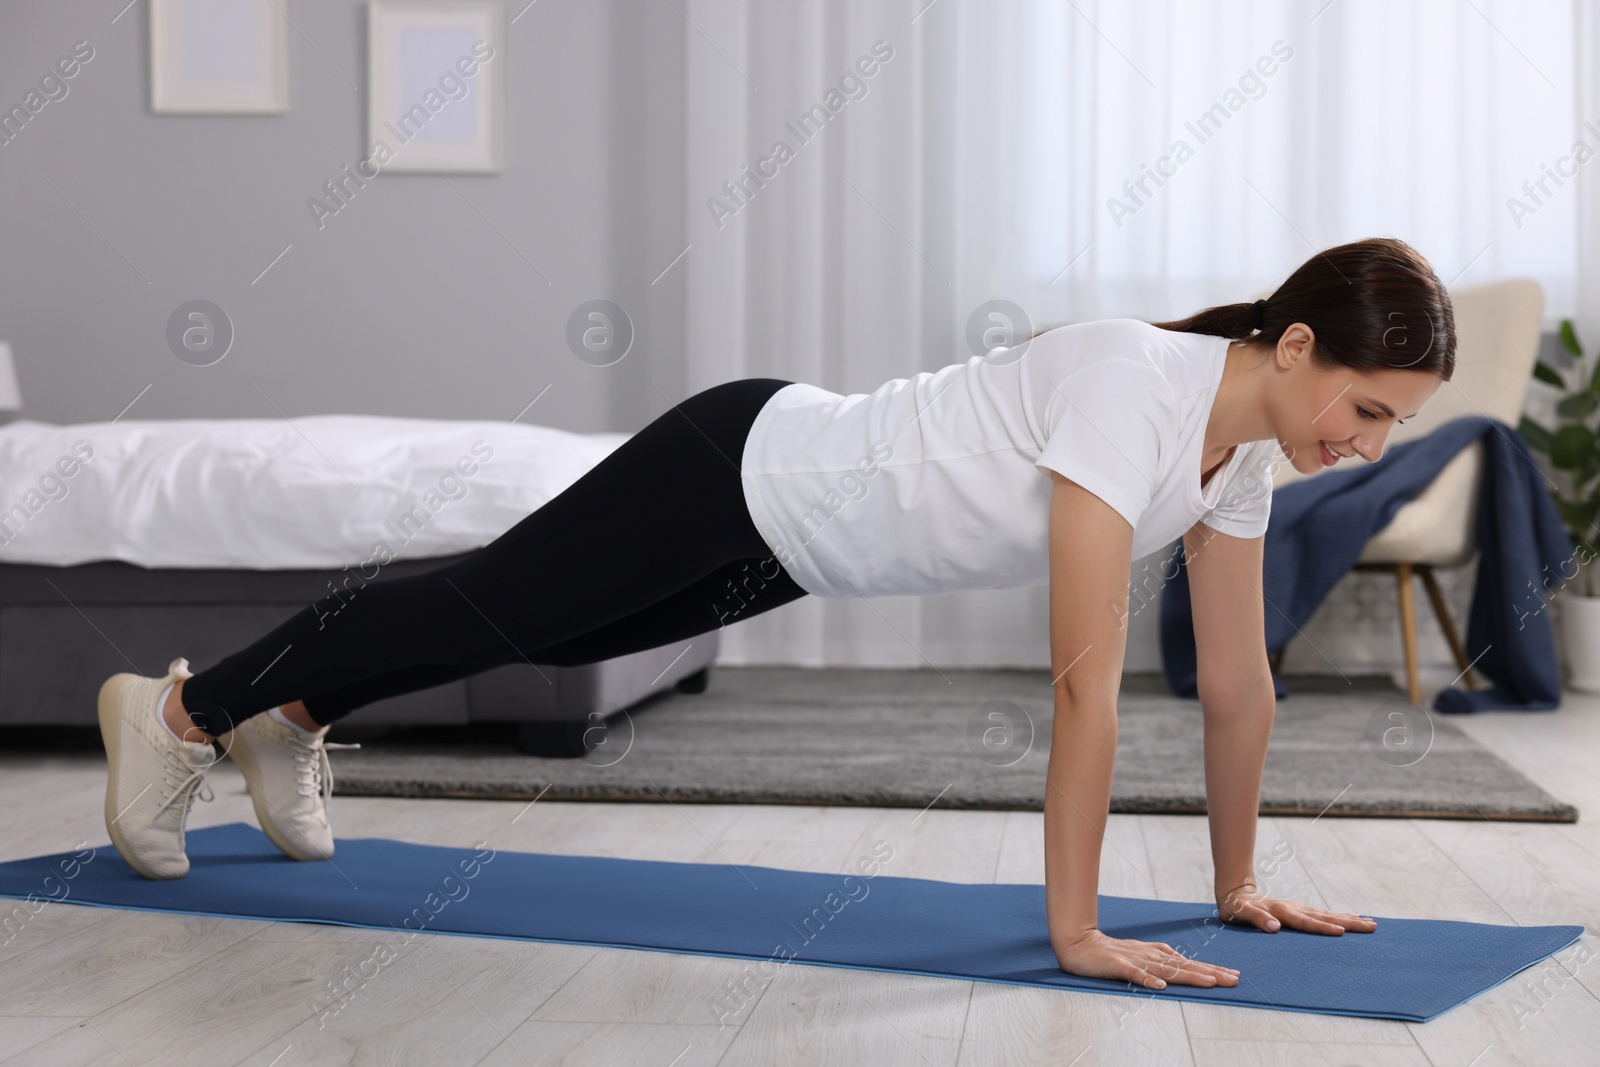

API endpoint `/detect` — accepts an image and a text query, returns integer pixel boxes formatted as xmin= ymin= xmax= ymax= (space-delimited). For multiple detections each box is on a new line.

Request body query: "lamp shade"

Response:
xmin=0 ymin=343 xmax=20 ymax=411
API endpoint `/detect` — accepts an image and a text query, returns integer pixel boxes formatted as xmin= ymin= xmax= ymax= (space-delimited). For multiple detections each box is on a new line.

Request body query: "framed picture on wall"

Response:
xmin=367 ymin=1 xmax=504 ymax=173
xmin=150 ymin=0 xmax=289 ymax=113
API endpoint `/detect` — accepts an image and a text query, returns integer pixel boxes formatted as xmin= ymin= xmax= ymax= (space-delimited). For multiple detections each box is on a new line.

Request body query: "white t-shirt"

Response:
xmin=738 ymin=317 xmax=1279 ymax=599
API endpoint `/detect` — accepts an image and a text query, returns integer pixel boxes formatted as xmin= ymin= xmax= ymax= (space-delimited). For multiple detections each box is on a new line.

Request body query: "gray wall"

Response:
xmin=0 ymin=0 xmax=686 ymax=432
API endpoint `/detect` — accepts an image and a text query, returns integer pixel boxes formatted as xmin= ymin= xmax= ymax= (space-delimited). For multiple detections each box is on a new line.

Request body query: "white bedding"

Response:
xmin=0 ymin=416 xmax=632 ymax=569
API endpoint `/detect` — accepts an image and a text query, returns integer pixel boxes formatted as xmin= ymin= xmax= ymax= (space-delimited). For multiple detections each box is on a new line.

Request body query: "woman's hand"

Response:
xmin=1217 ymin=883 xmax=1378 ymax=935
xmin=1053 ymin=928 xmax=1241 ymax=991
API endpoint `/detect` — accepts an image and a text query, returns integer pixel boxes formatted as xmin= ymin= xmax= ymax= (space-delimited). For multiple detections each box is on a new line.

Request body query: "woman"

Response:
xmin=98 ymin=235 xmax=1452 ymax=991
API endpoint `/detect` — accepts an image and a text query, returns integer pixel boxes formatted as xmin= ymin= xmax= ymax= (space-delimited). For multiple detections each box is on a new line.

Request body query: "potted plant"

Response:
xmin=1520 ymin=318 xmax=1600 ymax=692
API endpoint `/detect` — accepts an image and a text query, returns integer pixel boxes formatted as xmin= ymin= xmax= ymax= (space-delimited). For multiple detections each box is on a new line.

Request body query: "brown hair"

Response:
xmin=1147 ymin=236 xmax=1456 ymax=380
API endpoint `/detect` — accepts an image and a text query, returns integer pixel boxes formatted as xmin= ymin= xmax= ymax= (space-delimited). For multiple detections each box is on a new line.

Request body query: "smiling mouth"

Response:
xmin=1318 ymin=440 xmax=1344 ymax=466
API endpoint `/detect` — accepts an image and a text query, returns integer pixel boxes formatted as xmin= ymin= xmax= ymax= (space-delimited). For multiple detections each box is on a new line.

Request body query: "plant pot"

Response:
xmin=1560 ymin=593 xmax=1600 ymax=694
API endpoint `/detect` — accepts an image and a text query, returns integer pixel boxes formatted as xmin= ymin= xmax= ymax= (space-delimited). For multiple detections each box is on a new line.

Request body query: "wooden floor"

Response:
xmin=2 ymin=682 xmax=1598 ymax=1066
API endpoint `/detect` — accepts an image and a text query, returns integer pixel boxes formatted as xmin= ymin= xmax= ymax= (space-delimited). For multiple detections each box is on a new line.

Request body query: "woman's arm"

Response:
xmin=1182 ymin=520 xmax=1377 ymax=935
xmin=1042 ymin=472 xmax=1238 ymax=990
xmin=1184 ymin=521 xmax=1276 ymax=905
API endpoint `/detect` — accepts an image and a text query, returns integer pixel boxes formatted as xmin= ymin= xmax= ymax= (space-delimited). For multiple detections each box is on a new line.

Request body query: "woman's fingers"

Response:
xmin=1057 ymin=932 xmax=1242 ymax=990
xmin=1222 ymin=894 xmax=1377 ymax=935
xmin=1293 ymin=906 xmax=1377 ymax=933
xmin=1318 ymin=908 xmax=1376 ymax=931
xmin=1280 ymin=909 xmax=1346 ymax=935
xmin=1126 ymin=960 xmax=1168 ymax=989
xmin=1225 ymin=898 xmax=1282 ymax=932
xmin=1142 ymin=945 xmax=1237 ymax=977
xmin=1133 ymin=945 xmax=1239 ymax=987
xmin=1218 ymin=892 xmax=1278 ymax=930
xmin=1134 ymin=956 xmax=1238 ymax=988
xmin=1266 ymin=902 xmax=1378 ymax=935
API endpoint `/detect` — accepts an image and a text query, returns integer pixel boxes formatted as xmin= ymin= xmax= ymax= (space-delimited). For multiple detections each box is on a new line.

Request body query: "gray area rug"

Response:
xmin=328 ymin=667 xmax=1577 ymax=822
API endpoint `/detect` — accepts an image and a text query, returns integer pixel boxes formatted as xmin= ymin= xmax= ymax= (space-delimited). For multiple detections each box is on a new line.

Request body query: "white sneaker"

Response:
xmin=217 ymin=711 xmax=360 ymax=862
xmin=97 ymin=657 xmax=218 ymax=880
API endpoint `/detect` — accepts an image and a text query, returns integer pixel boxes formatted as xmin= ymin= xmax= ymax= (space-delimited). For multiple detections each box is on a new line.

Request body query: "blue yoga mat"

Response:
xmin=0 ymin=823 xmax=1579 ymax=1023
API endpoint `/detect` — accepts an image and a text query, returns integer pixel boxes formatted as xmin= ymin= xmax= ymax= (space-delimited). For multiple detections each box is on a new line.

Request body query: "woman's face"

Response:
xmin=1268 ymin=322 xmax=1444 ymax=474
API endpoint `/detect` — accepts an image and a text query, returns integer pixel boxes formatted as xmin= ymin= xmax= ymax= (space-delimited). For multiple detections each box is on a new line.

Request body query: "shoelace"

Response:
xmin=156 ymin=747 xmax=215 ymax=820
xmin=286 ymin=734 xmax=363 ymax=807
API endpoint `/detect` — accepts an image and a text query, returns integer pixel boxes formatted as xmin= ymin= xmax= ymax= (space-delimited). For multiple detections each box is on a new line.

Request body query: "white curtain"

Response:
xmin=682 ymin=0 xmax=1588 ymax=671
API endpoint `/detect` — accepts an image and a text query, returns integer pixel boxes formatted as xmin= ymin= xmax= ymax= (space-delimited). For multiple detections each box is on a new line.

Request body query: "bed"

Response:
xmin=0 ymin=414 xmax=719 ymax=755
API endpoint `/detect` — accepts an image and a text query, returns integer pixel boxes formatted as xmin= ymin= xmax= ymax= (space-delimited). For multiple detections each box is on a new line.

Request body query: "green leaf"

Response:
xmin=1550 ymin=424 xmax=1596 ymax=469
xmin=1556 ymin=392 xmax=1598 ymax=419
xmin=1561 ymin=319 xmax=1583 ymax=357
xmin=1591 ymin=352 xmax=1600 ymax=397
xmin=1557 ymin=496 xmax=1598 ymax=530
xmin=1561 ymin=505 xmax=1600 ymax=550
xmin=1520 ymin=415 xmax=1554 ymax=452
xmin=1533 ymin=361 xmax=1566 ymax=387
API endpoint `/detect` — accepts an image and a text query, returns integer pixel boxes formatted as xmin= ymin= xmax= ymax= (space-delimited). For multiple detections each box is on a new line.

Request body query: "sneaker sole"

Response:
xmin=97 ymin=672 xmax=187 ymax=881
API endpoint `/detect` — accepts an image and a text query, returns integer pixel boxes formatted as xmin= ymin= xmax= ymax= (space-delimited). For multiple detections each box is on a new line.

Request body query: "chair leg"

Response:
xmin=1418 ymin=565 xmax=1478 ymax=692
xmin=1394 ymin=563 xmax=1422 ymax=705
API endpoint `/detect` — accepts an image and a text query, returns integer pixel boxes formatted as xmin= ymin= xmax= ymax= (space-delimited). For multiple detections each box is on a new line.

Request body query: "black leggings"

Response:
xmin=180 ymin=378 xmax=809 ymax=735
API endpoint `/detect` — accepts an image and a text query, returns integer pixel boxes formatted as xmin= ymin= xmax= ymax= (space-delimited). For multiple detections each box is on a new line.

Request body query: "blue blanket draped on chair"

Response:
xmin=1159 ymin=416 xmax=1574 ymax=712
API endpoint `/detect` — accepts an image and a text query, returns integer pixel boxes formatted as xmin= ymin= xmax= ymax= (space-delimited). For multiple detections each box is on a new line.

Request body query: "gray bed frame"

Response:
xmin=0 ymin=553 xmax=718 ymax=756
